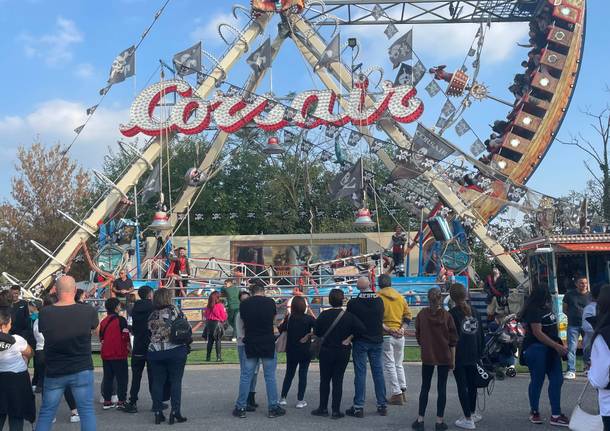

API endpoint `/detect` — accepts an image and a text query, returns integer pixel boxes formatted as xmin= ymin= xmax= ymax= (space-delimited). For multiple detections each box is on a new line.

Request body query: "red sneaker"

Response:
xmin=549 ymin=414 xmax=569 ymax=427
xmin=529 ymin=412 xmax=543 ymax=424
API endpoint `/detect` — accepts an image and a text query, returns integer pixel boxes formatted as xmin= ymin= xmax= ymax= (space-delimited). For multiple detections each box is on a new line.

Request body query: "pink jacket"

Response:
xmin=204 ymin=303 xmax=228 ymax=322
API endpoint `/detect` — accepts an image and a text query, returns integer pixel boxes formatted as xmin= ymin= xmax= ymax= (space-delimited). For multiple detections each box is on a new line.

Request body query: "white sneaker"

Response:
xmin=564 ymin=371 xmax=576 ymax=380
xmin=472 ymin=413 xmax=483 ymax=423
xmin=279 ymin=398 xmax=287 ymax=406
xmin=455 ymin=417 xmax=476 ymax=430
xmin=70 ymin=414 xmax=80 ymax=423
xmin=296 ymin=400 xmax=307 ymax=409
xmin=111 ymin=395 xmax=119 ymax=403
xmin=232 ymin=337 xmax=237 ymax=342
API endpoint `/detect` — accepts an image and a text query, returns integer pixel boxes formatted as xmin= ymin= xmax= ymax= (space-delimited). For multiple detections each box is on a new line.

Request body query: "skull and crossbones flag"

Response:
xmin=328 ymin=158 xmax=363 ymax=207
xmin=173 ymin=41 xmax=202 ymax=76
xmin=391 ymin=123 xmax=454 ymax=180
xmin=315 ymin=34 xmax=341 ymax=70
xmin=107 ymin=46 xmax=136 ymax=85
xmin=470 ymin=139 xmax=485 ymax=156
xmin=394 ymin=63 xmax=413 ymax=86
xmin=388 ymin=30 xmax=412 ymax=69
xmin=455 ymin=118 xmax=471 ymax=136
xmin=425 ymin=80 xmax=442 ymax=97
xmin=247 ymin=37 xmax=272 ymax=73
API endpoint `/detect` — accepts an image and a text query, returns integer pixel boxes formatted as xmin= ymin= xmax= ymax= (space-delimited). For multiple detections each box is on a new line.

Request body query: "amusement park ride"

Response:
xmin=14 ymin=0 xmax=586 ymax=299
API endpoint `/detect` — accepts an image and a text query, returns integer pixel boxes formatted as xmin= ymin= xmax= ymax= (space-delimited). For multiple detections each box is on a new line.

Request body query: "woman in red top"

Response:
xmin=193 ymin=291 xmax=227 ymax=362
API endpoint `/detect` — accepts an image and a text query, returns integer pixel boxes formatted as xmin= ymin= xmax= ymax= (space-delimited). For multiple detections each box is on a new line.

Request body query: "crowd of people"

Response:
xmin=1 ymin=273 xmax=610 ymax=431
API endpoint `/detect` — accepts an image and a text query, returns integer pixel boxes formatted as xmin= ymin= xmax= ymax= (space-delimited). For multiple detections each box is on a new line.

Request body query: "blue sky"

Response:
xmin=0 ymin=0 xmax=608 ymax=201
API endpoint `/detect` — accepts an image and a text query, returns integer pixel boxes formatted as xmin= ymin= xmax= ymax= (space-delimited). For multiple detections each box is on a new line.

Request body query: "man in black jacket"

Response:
xmin=9 ymin=285 xmax=34 ymax=348
xmin=124 ymin=285 xmax=154 ymax=413
xmin=345 ymin=277 xmax=387 ymax=418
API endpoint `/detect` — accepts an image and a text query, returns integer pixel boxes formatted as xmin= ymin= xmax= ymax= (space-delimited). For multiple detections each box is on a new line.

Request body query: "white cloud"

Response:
xmin=0 ymin=100 xmax=129 ymax=191
xmin=190 ymin=12 xmax=238 ymax=45
xmin=346 ymin=21 xmax=528 ymax=70
xmin=20 ymin=17 xmax=83 ymax=66
xmin=74 ymin=63 xmax=94 ymax=78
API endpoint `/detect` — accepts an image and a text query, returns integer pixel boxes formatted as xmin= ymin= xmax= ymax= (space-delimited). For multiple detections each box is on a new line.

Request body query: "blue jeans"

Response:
xmin=525 ymin=343 xmax=563 ymax=416
xmin=237 ymin=345 xmax=259 ymax=393
xmin=35 ymin=370 xmax=96 ymax=431
xmin=566 ymin=326 xmax=582 ymax=372
xmin=352 ymin=341 xmax=386 ymax=408
xmin=236 ymin=353 xmax=278 ymax=410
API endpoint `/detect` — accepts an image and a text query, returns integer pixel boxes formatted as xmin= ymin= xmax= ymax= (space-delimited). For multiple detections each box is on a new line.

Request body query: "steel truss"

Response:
xmin=313 ymin=0 xmax=545 ymax=25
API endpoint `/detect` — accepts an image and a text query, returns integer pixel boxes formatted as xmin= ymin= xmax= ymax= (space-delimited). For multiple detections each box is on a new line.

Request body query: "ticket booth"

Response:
xmin=522 ymin=234 xmax=610 ymax=338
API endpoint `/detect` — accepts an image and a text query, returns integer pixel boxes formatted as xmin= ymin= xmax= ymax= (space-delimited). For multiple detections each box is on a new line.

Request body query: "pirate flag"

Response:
xmin=392 ymin=123 xmax=454 ymax=180
xmin=328 ymin=158 xmax=363 ymax=207
xmin=173 ymin=41 xmax=202 ymax=76
xmin=388 ymin=30 xmax=412 ymax=69
xmin=107 ymin=45 xmax=135 ymax=85
xmin=246 ymin=37 xmax=272 ymax=73
xmin=315 ymin=33 xmax=340 ymax=70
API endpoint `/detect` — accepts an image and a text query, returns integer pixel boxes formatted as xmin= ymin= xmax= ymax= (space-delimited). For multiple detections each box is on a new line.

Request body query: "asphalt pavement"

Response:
xmin=47 ymin=363 xmax=596 ymax=431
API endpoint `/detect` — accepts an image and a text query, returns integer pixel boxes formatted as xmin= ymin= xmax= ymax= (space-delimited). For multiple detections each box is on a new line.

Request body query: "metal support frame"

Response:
xmin=165 ymin=23 xmax=291 ymax=232
xmin=25 ymin=14 xmax=272 ymax=292
xmin=312 ymin=0 xmax=544 ymax=25
xmin=290 ymin=15 xmax=526 ymax=284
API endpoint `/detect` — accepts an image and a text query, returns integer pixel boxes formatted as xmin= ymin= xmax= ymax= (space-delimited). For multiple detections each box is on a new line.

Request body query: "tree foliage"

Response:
xmin=0 ymin=143 xmax=91 ymax=281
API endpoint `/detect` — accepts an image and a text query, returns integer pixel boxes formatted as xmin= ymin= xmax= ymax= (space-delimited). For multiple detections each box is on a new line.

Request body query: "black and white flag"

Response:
xmin=441 ymin=99 xmax=456 ymax=117
xmin=468 ymin=47 xmax=476 ymax=57
xmin=328 ymin=158 xmax=363 ymax=206
xmin=394 ymin=63 xmax=412 ymax=86
xmin=173 ymin=41 xmax=202 ymax=76
xmin=435 ymin=117 xmax=449 ymax=129
xmin=141 ymin=162 xmax=161 ymax=204
xmin=384 ymin=23 xmax=398 ymax=39
xmin=315 ymin=34 xmax=340 ymax=70
xmin=86 ymin=104 xmax=98 ymax=116
xmin=425 ymin=80 xmax=441 ymax=97
xmin=388 ymin=30 xmax=412 ymax=69
xmin=246 ymin=37 xmax=272 ymax=73
xmin=371 ymin=4 xmax=384 ymax=20
xmin=392 ymin=123 xmax=454 ymax=180
xmin=470 ymin=138 xmax=485 ymax=156
xmin=412 ymin=60 xmax=426 ymax=86
xmin=74 ymin=124 xmax=85 ymax=134
xmin=455 ymin=119 xmax=471 ymax=136
xmin=347 ymin=130 xmax=361 ymax=147
xmin=99 ymin=85 xmax=111 ymax=96
xmin=107 ymin=45 xmax=136 ymax=85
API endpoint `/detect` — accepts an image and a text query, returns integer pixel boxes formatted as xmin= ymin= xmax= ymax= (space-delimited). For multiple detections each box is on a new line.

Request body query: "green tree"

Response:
xmin=0 ymin=143 xmax=91 ymax=281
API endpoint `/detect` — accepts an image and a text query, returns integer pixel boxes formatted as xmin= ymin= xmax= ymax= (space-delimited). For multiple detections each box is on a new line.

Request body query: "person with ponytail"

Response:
xmin=412 ymin=288 xmax=458 ymax=431
xmin=449 ymin=284 xmax=484 ymax=429
xmin=588 ymin=284 xmax=610 ymax=430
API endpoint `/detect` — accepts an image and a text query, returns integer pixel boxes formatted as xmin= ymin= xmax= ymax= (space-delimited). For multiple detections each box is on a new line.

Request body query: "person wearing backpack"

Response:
xmin=148 ymin=289 xmax=190 ymax=425
xmin=99 ymin=297 xmax=131 ymax=411
xmin=588 ymin=284 xmax=610 ymax=430
xmin=449 ymin=283 xmax=484 ymax=430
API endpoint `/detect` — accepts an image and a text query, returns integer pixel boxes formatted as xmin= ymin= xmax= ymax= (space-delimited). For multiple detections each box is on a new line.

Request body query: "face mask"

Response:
xmin=30 ymin=312 xmax=39 ymax=321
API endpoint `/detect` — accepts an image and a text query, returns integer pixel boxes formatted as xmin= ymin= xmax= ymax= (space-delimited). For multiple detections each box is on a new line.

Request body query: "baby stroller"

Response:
xmin=481 ymin=313 xmax=525 ymax=379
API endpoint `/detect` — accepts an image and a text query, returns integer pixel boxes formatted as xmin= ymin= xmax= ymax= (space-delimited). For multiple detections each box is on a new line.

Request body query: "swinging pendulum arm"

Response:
xmin=26 ymin=14 xmax=272 ymax=292
xmin=166 ymin=22 xmax=291 ymax=230
xmin=290 ymin=16 xmax=526 ymax=284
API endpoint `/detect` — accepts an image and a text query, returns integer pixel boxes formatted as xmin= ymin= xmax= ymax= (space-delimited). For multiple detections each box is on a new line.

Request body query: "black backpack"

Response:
xmin=169 ymin=311 xmax=192 ymax=346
